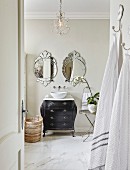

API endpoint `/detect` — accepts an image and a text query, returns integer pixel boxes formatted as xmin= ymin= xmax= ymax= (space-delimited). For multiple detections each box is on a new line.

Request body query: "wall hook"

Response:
xmin=112 ymin=4 xmax=124 ymax=32
xmin=121 ymin=43 xmax=130 ymax=51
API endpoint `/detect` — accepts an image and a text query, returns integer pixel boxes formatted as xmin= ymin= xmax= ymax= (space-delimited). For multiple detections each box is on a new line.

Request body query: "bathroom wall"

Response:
xmin=25 ymin=19 xmax=109 ymax=132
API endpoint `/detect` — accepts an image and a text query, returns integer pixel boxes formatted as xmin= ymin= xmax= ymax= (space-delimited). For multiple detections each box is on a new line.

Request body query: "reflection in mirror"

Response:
xmin=34 ymin=50 xmax=58 ymax=87
xmin=62 ymin=51 xmax=86 ymax=86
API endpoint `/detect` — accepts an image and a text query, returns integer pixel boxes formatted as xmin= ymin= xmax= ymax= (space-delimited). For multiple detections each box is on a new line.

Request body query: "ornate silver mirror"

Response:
xmin=62 ymin=51 xmax=86 ymax=86
xmin=34 ymin=50 xmax=58 ymax=86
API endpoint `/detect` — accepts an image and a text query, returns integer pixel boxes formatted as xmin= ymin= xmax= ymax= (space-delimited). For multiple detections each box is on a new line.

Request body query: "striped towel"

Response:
xmin=88 ymin=33 xmax=121 ymax=170
xmin=81 ymin=92 xmax=91 ymax=110
xmin=105 ymin=53 xmax=130 ymax=170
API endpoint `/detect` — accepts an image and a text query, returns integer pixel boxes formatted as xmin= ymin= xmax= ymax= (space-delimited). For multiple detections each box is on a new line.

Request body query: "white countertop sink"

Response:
xmin=50 ymin=91 xmax=67 ymax=99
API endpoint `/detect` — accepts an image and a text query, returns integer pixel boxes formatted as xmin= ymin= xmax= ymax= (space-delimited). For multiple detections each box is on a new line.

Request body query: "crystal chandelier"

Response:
xmin=54 ymin=0 xmax=70 ymax=35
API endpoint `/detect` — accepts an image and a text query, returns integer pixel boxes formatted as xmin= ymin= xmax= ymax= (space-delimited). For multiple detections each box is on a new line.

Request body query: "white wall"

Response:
xmin=25 ymin=19 xmax=109 ymax=132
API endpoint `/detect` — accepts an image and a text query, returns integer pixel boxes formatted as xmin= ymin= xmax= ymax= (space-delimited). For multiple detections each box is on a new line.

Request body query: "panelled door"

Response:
xmin=0 ymin=0 xmax=24 ymax=169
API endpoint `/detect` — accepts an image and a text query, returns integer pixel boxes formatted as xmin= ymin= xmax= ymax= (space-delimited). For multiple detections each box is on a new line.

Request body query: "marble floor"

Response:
xmin=25 ymin=132 xmax=92 ymax=170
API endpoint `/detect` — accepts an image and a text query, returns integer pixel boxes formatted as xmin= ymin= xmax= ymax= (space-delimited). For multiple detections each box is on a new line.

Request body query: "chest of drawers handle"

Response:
xmin=50 ymin=123 xmax=54 ymax=126
xmin=63 ymin=123 xmax=67 ymax=126
xmin=64 ymin=116 xmax=67 ymax=119
xmin=50 ymin=109 xmax=54 ymax=112
xmin=63 ymin=109 xmax=67 ymax=112
xmin=50 ymin=116 xmax=54 ymax=119
xmin=63 ymin=102 xmax=67 ymax=105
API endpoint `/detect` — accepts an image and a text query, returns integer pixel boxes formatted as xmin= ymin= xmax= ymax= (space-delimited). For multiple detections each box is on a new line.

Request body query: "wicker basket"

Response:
xmin=25 ymin=116 xmax=43 ymax=143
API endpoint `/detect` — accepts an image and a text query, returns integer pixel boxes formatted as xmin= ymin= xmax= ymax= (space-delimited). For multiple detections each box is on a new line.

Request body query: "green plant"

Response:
xmin=87 ymin=92 xmax=99 ymax=105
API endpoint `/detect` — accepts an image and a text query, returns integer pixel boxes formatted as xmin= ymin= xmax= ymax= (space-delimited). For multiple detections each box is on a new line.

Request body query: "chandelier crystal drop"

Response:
xmin=53 ymin=0 xmax=70 ymax=35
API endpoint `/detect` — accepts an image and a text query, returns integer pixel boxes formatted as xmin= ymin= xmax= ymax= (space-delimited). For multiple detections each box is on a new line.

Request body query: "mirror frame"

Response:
xmin=62 ymin=50 xmax=86 ymax=85
xmin=34 ymin=50 xmax=58 ymax=87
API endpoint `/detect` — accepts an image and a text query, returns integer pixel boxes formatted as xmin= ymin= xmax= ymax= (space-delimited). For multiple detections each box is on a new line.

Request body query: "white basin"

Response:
xmin=50 ymin=91 xmax=67 ymax=99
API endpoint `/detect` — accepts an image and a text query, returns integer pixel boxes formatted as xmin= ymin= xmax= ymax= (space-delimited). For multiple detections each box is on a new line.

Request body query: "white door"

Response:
xmin=0 ymin=0 xmax=24 ymax=170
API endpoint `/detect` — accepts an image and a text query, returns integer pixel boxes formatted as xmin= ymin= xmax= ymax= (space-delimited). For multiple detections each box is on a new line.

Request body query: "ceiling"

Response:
xmin=24 ymin=0 xmax=110 ymax=19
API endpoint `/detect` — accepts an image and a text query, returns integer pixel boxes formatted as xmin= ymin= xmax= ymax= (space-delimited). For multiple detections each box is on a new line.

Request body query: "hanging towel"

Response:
xmin=88 ymin=33 xmax=121 ymax=170
xmin=81 ymin=92 xmax=91 ymax=110
xmin=105 ymin=53 xmax=130 ymax=170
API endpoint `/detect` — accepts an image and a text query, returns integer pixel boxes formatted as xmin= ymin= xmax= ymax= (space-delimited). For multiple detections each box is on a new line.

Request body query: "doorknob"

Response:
xmin=22 ymin=100 xmax=28 ymax=130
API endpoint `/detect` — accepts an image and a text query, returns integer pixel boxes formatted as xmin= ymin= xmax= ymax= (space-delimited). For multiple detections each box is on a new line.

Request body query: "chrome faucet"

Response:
xmin=53 ymin=86 xmax=67 ymax=91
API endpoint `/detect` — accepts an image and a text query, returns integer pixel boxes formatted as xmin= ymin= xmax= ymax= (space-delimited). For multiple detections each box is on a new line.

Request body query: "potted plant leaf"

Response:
xmin=87 ymin=92 xmax=99 ymax=113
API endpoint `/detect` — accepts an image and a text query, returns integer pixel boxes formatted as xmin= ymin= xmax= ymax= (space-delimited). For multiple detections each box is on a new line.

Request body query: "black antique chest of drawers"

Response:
xmin=40 ymin=100 xmax=77 ymax=137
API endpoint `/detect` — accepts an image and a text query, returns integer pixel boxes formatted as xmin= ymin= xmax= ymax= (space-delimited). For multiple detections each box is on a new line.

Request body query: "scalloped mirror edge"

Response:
xmin=34 ymin=50 xmax=58 ymax=87
xmin=62 ymin=50 xmax=86 ymax=86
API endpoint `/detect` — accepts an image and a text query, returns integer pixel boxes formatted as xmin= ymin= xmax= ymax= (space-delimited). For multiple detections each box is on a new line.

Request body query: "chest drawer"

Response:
xmin=45 ymin=100 xmax=74 ymax=109
xmin=46 ymin=121 xmax=73 ymax=130
xmin=46 ymin=108 xmax=69 ymax=114
xmin=45 ymin=110 xmax=72 ymax=122
xmin=46 ymin=113 xmax=72 ymax=123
